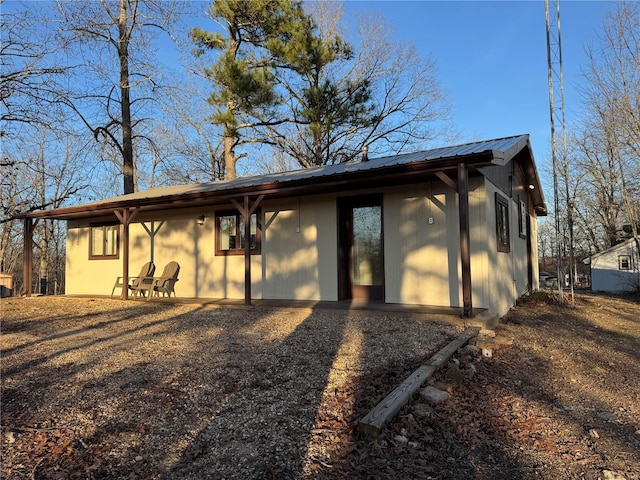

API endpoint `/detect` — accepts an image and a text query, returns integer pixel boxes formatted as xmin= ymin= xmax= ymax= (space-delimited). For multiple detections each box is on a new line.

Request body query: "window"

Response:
xmin=496 ymin=193 xmax=510 ymax=253
xmin=215 ymin=210 xmax=261 ymax=255
xmin=518 ymin=198 xmax=528 ymax=238
xmin=89 ymin=224 xmax=119 ymax=259
xmin=619 ymin=255 xmax=631 ymax=271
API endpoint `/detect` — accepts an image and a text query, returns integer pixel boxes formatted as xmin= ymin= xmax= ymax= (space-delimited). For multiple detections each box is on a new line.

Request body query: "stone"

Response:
xmin=445 ymin=361 xmax=465 ymax=383
xmin=394 ymin=435 xmax=408 ymax=444
xmin=589 ymin=429 xmax=600 ymax=439
xmin=463 ymin=344 xmax=479 ymax=354
xmin=602 ymin=470 xmax=627 ymax=480
xmin=596 ymin=411 xmax=615 ymax=422
xmin=412 ymin=403 xmax=434 ymax=419
xmin=4 ymin=431 xmax=16 ymax=444
xmin=482 ymin=348 xmax=493 ymax=358
xmin=419 ymin=386 xmax=449 ymax=405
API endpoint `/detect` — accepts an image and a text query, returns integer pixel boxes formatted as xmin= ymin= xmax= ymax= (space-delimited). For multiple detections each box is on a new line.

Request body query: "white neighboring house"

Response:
xmin=585 ymin=237 xmax=640 ymax=292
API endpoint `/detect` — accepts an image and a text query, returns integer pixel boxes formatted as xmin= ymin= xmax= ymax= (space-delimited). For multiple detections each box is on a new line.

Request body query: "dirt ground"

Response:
xmin=1 ymin=292 xmax=639 ymax=480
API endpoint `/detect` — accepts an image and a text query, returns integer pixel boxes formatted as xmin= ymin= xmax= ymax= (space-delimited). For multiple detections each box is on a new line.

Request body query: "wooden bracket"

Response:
xmin=435 ymin=171 xmax=458 ymax=192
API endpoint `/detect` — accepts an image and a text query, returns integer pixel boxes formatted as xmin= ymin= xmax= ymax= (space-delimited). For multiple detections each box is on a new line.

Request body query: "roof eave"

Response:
xmin=18 ymin=152 xmax=495 ymax=221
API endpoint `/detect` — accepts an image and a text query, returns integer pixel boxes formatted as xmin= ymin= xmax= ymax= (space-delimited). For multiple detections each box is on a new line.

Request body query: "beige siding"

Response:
xmin=383 ymin=180 xmax=487 ymax=309
xmin=469 ymin=177 xmax=491 ymax=312
xmin=65 ymin=199 xmax=336 ymax=300
xmin=262 ymin=197 xmax=337 ymax=300
xmin=484 ymin=180 xmax=535 ymax=317
xmin=66 ymin=212 xmax=261 ymax=299
xmin=66 ymin=222 xmax=122 ymax=295
xmin=530 ymin=216 xmax=540 ymax=289
xmin=384 ymin=184 xmax=454 ymax=306
xmin=132 ymin=212 xmax=263 ymax=300
xmin=65 ymin=179 xmax=537 ymax=315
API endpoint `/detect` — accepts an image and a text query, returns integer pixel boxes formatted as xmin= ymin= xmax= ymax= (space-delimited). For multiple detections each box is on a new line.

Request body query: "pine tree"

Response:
xmin=191 ymin=0 xmax=312 ymax=179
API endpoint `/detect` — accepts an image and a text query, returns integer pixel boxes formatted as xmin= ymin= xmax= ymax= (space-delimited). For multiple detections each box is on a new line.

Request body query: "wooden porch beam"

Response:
xmin=114 ymin=207 xmax=140 ymax=300
xmin=231 ymin=194 xmax=265 ymax=305
xmin=457 ymin=163 xmax=473 ymax=317
xmin=22 ymin=218 xmax=34 ymax=297
xmin=435 ymin=171 xmax=458 ymax=192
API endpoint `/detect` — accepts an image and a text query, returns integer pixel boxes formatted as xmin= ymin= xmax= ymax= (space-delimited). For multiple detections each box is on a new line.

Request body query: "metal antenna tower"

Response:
xmin=545 ymin=0 xmax=574 ymax=303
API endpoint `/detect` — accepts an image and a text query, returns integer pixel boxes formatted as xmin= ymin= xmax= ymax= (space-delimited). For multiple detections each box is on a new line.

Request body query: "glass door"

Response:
xmin=338 ymin=196 xmax=384 ymax=301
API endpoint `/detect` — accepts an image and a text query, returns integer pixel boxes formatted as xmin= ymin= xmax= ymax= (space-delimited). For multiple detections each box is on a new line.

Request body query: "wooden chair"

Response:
xmin=111 ymin=262 xmax=155 ymax=298
xmin=150 ymin=261 xmax=180 ymax=299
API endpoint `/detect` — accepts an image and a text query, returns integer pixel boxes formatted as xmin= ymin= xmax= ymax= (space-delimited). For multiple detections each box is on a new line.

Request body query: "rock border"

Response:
xmin=358 ymin=327 xmax=480 ymax=438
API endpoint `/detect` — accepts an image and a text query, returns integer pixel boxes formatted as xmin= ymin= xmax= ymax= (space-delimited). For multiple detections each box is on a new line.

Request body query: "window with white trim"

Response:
xmin=619 ymin=255 xmax=631 ymax=271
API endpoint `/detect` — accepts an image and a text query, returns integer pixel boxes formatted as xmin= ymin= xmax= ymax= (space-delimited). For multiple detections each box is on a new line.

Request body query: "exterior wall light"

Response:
xmin=197 ymin=215 xmax=205 ymax=226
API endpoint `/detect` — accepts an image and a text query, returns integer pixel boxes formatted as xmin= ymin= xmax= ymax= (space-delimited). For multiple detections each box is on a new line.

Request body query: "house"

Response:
xmin=0 ymin=272 xmax=13 ymax=298
xmin=584 ymin=236 xmax=640 ymax=292
xmin=20 ymin=134 xmax=547 ymax=318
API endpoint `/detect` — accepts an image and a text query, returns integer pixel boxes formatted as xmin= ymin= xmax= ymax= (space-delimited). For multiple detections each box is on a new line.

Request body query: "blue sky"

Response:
xmin=341 ymin=1 xmax=617 ymax=193
xmin=5 ymin=0 xmax=618 ymax=200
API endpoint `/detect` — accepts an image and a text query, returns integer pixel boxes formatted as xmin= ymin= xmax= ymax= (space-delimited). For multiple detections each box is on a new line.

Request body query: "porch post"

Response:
xmin=458 ymin=163 xmax=473 ymax=317
xmin=243 ymin=195 xmax=251 ymax=305
xmin=114 ymin=208 xmax=139 ymax=300
xmin=231 ymin=195 xmax=265 ymax=305
xmin=22 ymin=218 xmax=34 ymax=297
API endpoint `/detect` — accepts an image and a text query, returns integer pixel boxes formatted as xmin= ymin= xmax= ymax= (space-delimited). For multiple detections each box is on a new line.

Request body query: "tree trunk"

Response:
xmin=223 ymin=108 xmax=236 ymax=180
xmin=119 ymin=0 xmax=135 ymax=194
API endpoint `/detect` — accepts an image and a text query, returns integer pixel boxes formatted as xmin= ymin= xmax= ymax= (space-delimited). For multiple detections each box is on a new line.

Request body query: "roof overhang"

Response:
xmin=19 ymin=134 xmax=547 ymax=221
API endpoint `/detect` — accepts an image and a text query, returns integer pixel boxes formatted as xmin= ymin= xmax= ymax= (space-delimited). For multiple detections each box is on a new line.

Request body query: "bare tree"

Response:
xmin=578 ymin=1 xmax=640 ymax=248
xmin=0 ymin=6 xmax=69 ymax=138
xmin=259 ymin=5 xmax=454 ymax=167
xmin=1 ymin=127 xmax=88 ymax=294
xmin=53 ymin=0 xmax=188 ymax=194
xmin=158 ymin=82 xmax=225 ymax=183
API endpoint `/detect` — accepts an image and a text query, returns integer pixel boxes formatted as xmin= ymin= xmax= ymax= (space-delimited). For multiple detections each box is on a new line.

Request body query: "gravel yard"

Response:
xmin=1 ymin=297 xmax=458 ymax=479
xmin=2 ymin=293 xmax=639 ymax=479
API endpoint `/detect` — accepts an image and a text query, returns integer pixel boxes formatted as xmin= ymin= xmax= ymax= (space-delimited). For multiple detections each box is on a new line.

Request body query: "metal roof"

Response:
xmin=21 ymin=134 xmax=546 ymax=219
xmin=583 ymin=236 xmax=640 ymax=263
xmin=83 ymin=134 xmax=532 ymax=203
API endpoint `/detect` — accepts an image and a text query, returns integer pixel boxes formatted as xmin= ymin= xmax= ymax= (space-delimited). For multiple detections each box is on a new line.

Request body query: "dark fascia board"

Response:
xmin=19 ymin=151 xmax=499 ymax=221
xmin=516 ymin=141 xmax=547 ymax=216
xmin=488 ymin=135 xmax=531 ymax=166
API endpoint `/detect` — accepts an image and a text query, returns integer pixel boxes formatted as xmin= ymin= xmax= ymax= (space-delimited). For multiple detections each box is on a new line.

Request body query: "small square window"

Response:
xmin=619 ymin=255 xmax=631 ymax=271
xmin=215 ymin=210 xmax=261 ymax=255
xmin=89 ymin=224 xmax=119 ymax=259
xmin=496 ymin=193 xmax=510 ymax=253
